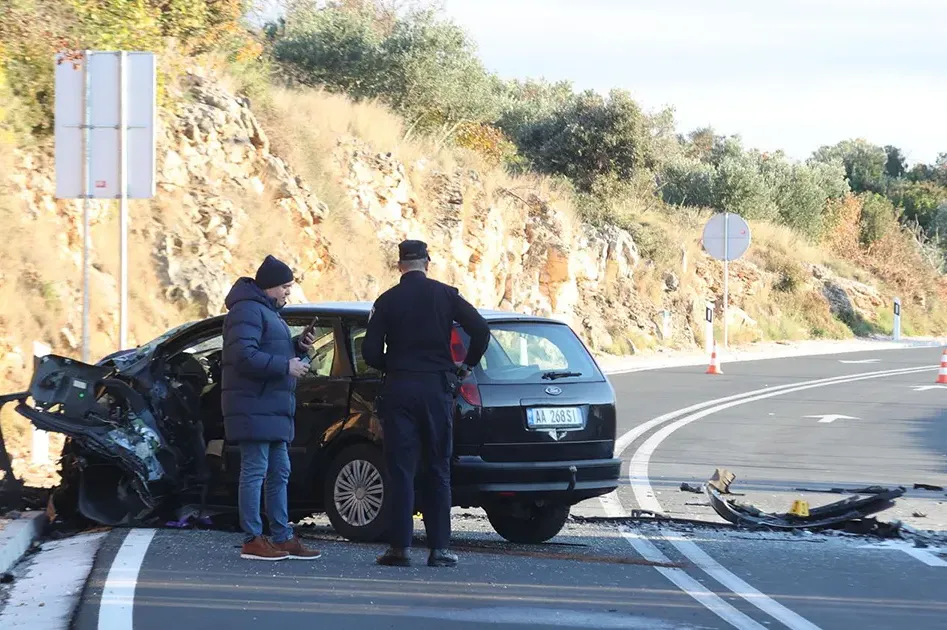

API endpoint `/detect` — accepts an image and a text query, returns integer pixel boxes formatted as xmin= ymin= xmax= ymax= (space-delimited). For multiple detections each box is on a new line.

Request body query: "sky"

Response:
xmin=255 ymin=0 xmax=946 ymax=166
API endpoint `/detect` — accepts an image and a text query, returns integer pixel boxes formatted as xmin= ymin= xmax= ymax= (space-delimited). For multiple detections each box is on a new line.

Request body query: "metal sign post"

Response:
xmin=701 ymin=212 xmax=751 ymax=350
xmin=55 ymin=50 xmax=156 ymax=360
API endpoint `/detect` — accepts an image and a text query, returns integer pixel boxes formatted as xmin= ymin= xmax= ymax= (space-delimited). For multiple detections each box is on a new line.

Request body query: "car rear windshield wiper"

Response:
xmin=542 ymin=371 xmax=583 ymax=380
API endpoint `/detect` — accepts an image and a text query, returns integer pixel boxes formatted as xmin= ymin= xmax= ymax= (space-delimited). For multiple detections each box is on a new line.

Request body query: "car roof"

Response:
xmin=280 ymin=301 xmax=568 ymax=323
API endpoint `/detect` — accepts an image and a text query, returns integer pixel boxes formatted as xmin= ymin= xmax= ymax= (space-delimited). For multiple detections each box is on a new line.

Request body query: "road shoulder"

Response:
xmin=0 ymin=530 xmax=106 ymax=629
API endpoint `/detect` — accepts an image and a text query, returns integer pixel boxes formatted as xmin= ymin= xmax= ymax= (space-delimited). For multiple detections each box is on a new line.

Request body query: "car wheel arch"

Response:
xmin=313 ymin=431 xmax=382 ymax=492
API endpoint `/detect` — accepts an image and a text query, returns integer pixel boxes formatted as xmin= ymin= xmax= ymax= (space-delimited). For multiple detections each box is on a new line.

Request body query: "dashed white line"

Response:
xmin=606 ymin=363 xmax=938 ymax=630
xmin=97 ymin=528 xmax=156 ymax=630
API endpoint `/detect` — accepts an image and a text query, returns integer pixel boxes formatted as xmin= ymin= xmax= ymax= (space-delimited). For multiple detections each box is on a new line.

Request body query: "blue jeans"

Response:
xmin=238 ymin=441 xmax=293 ymax=544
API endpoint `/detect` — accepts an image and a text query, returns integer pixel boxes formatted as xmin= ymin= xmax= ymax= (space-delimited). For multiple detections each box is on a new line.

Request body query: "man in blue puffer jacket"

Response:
xmin=221 ymin=254 xmax=321 ymax=561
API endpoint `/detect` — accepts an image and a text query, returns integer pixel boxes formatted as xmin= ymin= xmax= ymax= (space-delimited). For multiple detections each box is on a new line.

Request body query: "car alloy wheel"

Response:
xmin=333 ymin=458 xmax=384 ymax=527
xmin=324 ymin=443 xmax=389 ymax=542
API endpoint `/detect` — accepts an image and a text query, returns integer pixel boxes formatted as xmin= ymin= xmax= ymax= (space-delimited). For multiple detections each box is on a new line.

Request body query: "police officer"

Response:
xmin=361 ymin=239 xmax=490 ymax=567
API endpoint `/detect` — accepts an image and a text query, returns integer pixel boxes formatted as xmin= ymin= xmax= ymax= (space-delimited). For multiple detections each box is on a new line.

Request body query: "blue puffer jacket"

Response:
xmin=220 ymin=278 xmax=300 ymax=443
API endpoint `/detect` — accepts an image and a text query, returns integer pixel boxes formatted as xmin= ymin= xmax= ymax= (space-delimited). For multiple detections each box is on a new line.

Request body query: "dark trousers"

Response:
xmin=380 ymin=374 xmax=454 ymax=550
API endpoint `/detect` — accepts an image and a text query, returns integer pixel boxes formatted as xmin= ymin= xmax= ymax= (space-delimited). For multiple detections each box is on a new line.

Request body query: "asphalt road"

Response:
xmin=45 ymin=347 xmax=947 ymax=628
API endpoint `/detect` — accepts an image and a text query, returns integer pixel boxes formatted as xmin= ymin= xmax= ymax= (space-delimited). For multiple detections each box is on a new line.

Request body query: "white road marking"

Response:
xmin=838 ymin=359 xmax=880 ymax=364
xmin=804 ymin=414 xmax=859 ymax=424
xmin=666 ymin=535 xmax=821 ymax=630
xmin=599 ymin=494 xmax=767 ymax=630
xmin=910 ymin=385 xmax=947 ymax=391
xmin=97 ymin=528 xmax=157 ymax=630
xmin=899 ymin=548 xmax=947 ymax=567
xmin=629 ymin=365 xmax=934 ymax=514
xmin=856 ymin=540 xmax=947 ymax=567
xmin=607 ymin=363 xmax=937 ymax=630
xmin=614 ymin=365 xmax=932 ymax=457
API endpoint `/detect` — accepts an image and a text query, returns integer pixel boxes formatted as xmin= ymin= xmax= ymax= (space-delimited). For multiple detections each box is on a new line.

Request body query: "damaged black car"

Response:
xmin=2 ymin=303 xmax=621 ymax=544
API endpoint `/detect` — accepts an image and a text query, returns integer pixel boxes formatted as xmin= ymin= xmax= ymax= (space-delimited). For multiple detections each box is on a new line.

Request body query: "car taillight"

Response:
xmin=450 ymin=328 xmax=479 ymax=404
xmin=458 ymin=382 xmax=481 ymax=406
xmin=450 ymin=328 xmax=467 ymax=364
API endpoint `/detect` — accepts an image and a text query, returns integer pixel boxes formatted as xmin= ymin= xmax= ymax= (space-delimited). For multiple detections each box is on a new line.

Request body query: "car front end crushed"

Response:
xmin=2 ymin=349 xmax=210 ymax=527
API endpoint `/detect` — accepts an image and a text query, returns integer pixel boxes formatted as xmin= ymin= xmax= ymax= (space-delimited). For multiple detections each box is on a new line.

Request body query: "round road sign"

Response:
xmin=701 ymin=212 xmax=751 ymax=261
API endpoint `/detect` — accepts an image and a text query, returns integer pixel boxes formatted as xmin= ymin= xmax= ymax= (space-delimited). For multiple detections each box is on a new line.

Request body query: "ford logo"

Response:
xmin=544 ymin=386 xmax=562 ymax=396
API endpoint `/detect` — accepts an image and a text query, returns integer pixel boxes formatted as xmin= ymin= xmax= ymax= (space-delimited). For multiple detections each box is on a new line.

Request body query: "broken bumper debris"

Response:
xmin=705 ymin=470 xmax=905 ymax=531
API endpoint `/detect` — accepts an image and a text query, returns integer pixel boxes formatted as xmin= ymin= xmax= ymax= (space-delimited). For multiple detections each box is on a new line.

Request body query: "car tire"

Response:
xmin=486 ymin=503 xmax=570 ymax=544
xmin=323 ymin=443 xmax=389 ymax=543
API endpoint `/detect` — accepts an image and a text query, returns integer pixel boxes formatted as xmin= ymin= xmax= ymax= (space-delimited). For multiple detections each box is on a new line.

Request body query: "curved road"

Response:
xmin=55 ymin=347 xmax=947 ymax=629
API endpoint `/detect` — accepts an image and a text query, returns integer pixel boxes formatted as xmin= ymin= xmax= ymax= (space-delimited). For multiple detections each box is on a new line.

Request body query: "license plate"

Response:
xmin=526 ymin=406 xmax=584 ymax=430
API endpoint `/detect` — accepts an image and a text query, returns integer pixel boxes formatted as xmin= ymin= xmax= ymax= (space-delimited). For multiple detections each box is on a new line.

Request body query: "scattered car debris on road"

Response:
xmin=707 ymin=468 xmax=736 ymax=494
xmin=707 ymin=472 xmax=906 ymax=533
xmin=913 ymin=483 xmax=944 ymax=492
xmin=679 ymin=482 xmax=703 ymax=494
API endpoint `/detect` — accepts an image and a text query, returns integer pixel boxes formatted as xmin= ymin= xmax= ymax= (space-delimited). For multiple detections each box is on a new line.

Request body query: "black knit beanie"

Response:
xmin=255 ymin=255 xmax=294 ymax=290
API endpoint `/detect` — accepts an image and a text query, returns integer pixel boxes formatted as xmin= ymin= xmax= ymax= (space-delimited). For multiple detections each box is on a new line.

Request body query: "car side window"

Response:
xmin=348 ymin=324 xmax=382 ymax=378
xmin=288 ymin=320 xmax=337 ymax=378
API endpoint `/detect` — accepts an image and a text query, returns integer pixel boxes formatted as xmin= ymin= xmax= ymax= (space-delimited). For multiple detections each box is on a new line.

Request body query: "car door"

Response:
xmin=285 ymin=315 xmax=352 ymax=498
xmin=343 ymin=317 xmax=384 ymax=434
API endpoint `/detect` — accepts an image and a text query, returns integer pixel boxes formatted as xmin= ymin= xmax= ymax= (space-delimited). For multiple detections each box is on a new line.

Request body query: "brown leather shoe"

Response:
xmin=270 ymin=536 xmax=322 ymax=560
xmin=240 ymin=536 xmax=289 ymax=561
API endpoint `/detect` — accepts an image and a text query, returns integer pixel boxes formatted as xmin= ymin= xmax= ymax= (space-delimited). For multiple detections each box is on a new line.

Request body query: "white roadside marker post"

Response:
xmin=893 ymin=297 xmax=901 ymax=341
xmin=31 ymin=341 xmax=51 ymax=466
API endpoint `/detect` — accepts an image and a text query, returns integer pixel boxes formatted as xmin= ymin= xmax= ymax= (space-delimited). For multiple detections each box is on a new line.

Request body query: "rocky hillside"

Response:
xmin=2 ymin=65 xmax=903 ymax=372
xmin=0 ymin=63 xmax=911 ymax=482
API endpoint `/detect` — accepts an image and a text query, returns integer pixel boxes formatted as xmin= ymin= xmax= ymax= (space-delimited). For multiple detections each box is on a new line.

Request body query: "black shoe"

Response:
xmin=376 ymin=547 xmax=411 ymax=567
xmin=427 ymin=549 xmax=458 ymax=567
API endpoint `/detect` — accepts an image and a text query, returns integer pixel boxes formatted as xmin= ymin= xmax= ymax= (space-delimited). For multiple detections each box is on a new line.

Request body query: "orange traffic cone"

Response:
xmin=936 ymin=349 xmax=947 ymax=384
xmin=706 ymin=342 xmax=723 ymax=375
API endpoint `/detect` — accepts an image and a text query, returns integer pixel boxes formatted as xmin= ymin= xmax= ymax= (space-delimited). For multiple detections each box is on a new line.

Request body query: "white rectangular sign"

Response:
xmin=54 ymin=51 xmax=156 ymax=200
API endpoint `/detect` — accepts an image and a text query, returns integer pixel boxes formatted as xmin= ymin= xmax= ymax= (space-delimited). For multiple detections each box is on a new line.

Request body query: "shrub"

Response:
xmin=658 ymin=156 xmax=716 ymax=209
xmin=513 ymin=88 xmax=662 ymax=194
xmin=272 ymin=4 xmax=501 ymax=137
xmin=453 ymin=122 xmax=519 ymax=169
xmin=858 ymin=192 xmax=898 ymax=247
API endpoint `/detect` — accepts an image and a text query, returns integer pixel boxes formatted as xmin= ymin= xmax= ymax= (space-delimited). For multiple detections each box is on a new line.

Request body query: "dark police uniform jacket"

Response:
xmin=361 ymin=271 xmax=490 ymax=376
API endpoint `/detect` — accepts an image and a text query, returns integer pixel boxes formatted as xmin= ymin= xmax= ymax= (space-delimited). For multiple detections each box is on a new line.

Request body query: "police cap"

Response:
xmin=399 ymin=239 xmax=430 ymax=262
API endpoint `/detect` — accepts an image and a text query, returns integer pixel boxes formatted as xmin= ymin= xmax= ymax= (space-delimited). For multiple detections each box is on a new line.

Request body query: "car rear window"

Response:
xmin=453 ymin=320 xmax=603 ymax=384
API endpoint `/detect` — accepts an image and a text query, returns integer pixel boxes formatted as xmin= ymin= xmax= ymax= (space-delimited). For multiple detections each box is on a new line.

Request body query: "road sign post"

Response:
xmin=701 ymin=212 xmax=751 ymax=350
xmin=55 ymin=50 xmax=156 ymax=360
